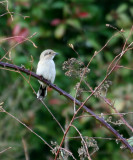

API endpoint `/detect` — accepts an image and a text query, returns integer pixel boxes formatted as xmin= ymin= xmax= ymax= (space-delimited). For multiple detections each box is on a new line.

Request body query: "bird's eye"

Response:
xmin=49 ymin=52 xmax=51 ymax=54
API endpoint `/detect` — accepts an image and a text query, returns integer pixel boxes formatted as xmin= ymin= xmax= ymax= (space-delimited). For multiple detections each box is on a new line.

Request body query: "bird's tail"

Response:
xmin=37 ymin=85 xmax=47 ymax=100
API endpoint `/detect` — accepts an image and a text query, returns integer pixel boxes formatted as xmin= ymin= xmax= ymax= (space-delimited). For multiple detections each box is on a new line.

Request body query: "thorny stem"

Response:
xmin=0 ymin=61 xmax=133 ymax=155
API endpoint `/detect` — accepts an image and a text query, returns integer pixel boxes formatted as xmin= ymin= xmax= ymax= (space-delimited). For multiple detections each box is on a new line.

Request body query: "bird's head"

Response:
xmin=40 ymin=49 xmax=58 ymax=60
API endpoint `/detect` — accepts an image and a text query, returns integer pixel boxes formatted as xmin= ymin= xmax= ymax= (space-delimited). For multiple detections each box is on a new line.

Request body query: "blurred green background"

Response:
xmin=0 ymin=0 xmax=133 ymax=159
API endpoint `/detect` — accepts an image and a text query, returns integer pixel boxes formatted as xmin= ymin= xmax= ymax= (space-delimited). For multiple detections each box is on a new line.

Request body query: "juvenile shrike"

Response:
xmin=36 ymin=49 xmax=58 ymax=99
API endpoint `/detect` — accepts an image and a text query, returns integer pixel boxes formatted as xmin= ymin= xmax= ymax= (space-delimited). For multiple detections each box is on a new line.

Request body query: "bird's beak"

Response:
xmin=55 ymin=52 xmax=59 ymax=55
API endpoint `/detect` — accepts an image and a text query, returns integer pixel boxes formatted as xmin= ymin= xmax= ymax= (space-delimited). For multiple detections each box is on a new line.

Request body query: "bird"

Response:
xmin=36 ymin=49 xmax=58 ymax=99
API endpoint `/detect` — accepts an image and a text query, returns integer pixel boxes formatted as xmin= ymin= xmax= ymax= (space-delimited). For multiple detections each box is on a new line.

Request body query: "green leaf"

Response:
xmin=117 ymin=13 xmax=131 ymax=27
xmin=54 ymin=24 xmax=66 ymax=39
xmin=129 ymin=7 xmax=133 ymax=16
xmin=66 ymin=19 xmax=81 ymax=30
xmin=128 ymin=137 xmax=133 ymax=147
xmin=52 ymin=1 xmax=65 ymax=8
xmin=117 ymin=3 xmax=128 ymax=13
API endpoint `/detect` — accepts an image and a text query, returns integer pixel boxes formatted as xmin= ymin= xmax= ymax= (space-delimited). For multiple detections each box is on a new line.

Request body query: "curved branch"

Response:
xmin=0 ymin=61 xmax=133 ymax=152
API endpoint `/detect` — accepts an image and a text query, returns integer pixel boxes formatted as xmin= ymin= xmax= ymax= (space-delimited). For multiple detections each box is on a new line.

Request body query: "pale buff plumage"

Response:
xmin=36 ymin=49 xmax=58 ymax=99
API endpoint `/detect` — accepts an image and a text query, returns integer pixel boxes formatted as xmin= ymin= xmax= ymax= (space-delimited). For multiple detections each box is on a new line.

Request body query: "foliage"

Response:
xmin=0 ymin=0 xmax=133 ymax=160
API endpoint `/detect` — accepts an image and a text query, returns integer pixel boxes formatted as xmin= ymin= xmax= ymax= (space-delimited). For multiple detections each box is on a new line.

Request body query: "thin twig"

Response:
xmin=22 ymin=138 xmax=29 ymax=160
xmin=101 ymin=96 xmax=133 ymax=132
xmin=0 ymin=33 xmax=37 ymax=62
xmin=40 ymin=99 xmax=65 ymax=133
xmin=0 ymin=147 xmax=12 ymax=154
xmin=71 ymin=125 xmax=92 ymax=160
xmin=67 ymin=136 xmax=125 ymax=141
xmin=0 ymin=11 xmax=30 ymax=19
xmin=75 ymin=112 xmax=133 ymax=120
xmin=1 ymin=108 xmax=53 ymax=150
xmin=83 ymin=75 xmax=133 ymax=132
xmin=5 ymin=0 xmax=13 ymax=21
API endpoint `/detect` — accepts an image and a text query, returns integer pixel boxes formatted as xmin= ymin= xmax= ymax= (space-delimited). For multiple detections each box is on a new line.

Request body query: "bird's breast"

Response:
xmin=36 ymin=60 xmax=56 ymax=83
